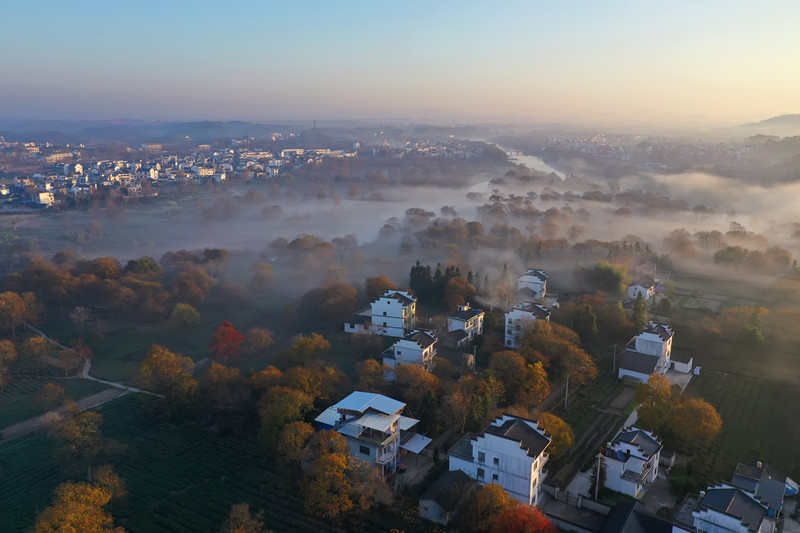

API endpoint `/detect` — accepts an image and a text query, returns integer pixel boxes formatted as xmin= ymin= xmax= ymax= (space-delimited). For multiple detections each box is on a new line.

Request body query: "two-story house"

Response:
xmin=603 ymin=427 xmax=662 ymax=498
xmin=504 ymin=302 xmax=551 ymax=349
xmin=627 ymin=280 xmax=657 ymax=301
xmin=314 ymin=391 xmax=431 ymax=476
xmin=344 ymin=290 xmax=417 ymax=338
xmin=382 ymin=330 xmax=437 ymax=372
xmin=517 ymin=269 xmax=548 ymax=299
xmin=446 ymin=304 xmax=485 ymax=348
xmin=692 ymin=486 xmax=777 ymax=533
xmin=617 ymin=323 xmax=673 ymax=383
xmin=730 ymin=462 xmax=788 ymax=519
xmin=448 ymin=414 xmax=551 ymax=505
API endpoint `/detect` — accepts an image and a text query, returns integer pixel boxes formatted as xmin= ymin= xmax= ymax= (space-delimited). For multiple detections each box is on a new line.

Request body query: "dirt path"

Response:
xmin=0 ymin=388 xmax=127 ymax=444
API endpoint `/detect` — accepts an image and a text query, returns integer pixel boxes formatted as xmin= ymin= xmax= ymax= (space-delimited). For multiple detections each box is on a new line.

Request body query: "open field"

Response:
xmin=685 ymin=369 xmax=800 ymax=483
xmin=0 ymin=394 xmax=425 ymax=533
xmin=0 ymin=376 xmax=111 ymax=428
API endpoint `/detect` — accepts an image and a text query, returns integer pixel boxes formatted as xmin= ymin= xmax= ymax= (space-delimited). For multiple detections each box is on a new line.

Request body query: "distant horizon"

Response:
xmin=3 ymin=1 xmax=799 ymax=128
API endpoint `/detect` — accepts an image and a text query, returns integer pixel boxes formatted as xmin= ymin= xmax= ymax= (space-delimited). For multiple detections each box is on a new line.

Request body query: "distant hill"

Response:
xmin=737 ymin=114 xmax=800 ymax=137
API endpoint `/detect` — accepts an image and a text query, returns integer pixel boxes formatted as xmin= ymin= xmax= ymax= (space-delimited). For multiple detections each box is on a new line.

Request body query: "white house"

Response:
xmin=344 ymin=290 xmax=417 ymax=338
xmin=35 ymin=191 xmax=54 ymax=206
xmin=504 ymin=302 xmax=551 ymax=349
xmin=517 ymin=269 xmax=548 ymax=299
xmin=692 ymin=486 xmax=776 ymax=533
xmin=314 ymin=391 xmax=431 ymax=476
xmin=446 ymin=304 xmax=484 ymax=347
xmin=382 ymin=330 xmax=437 ymax=371
xmin=603 ymin=427 xmax=662 ymax=498
xmin=617 ymin=323 xmax=673 ymax=383
xmin=419 ymin=470 xmax=477 ymax=526
xmin=627 ymin=280 xmax=656 ymax=301
xmin=448 ymin=414 xmax=551 ymax=505
xmin=730 ymin=462 xmax=788 ymax=519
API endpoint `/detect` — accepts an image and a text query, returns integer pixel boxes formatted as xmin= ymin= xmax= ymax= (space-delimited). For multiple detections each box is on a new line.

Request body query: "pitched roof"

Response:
xmin=420 ymin=470 xmax=477 ymax=512
xmin=381 ymin=290 xmax=415 ymax=306
xmin=513 ymin=302 xmax=551 ymax=319
xmin=521 ymin=269 xmax=548 ymax=282
xmin=698 ymin=488 xmax=766 ymax=532
xmin=614 ymin=428 xmax=662 ymax=458
xmin=599 ymin=502 xmax=674 ymax=533
xmin=448 ymin=307 xmax=483 ymax=321
xmin=618 ymin=349 xmax=659 ymax=374
xmin=730 ymin=463 xmax=787 ymax=512
xmin=404 ymin=330 xmax=437 ymax=349
xmin=484 ymin=417 xmax=550 ymax=458
xmin=330 ymin=391 xmax=405 ymax=415
xmin=643 ymin=323 xmax=674 ymax=341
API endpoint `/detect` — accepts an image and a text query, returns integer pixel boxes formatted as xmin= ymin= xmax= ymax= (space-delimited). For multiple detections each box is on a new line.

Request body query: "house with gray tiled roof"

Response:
xmin=603 ymin=426 xmax=662 ymax=498
xmin=446 ymin=304 xmax=484 ymax=347
xmin=617 ymin=323 xmax=674 ymax=383
xmin=692 ymin=485 xmax=776 ymax=533
xmin=448 ymin=414 xmax=550 ymax=505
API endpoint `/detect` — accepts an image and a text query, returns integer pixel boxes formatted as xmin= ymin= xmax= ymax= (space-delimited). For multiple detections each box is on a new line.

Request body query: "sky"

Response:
xmin=2 ymin=0 xmax=799 ymax=126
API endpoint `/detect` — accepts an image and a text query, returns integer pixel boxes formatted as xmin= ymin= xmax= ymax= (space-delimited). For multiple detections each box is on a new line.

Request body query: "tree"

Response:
xmin=249 ymin=262 xmax=274 ymax=291
xmin=394 ymin=364 xmax=440 ymax=414
xmin=211 ymin=321 xmax=246 ymax=362
xmin=302 ymin=453 xmax=354 ymax=520
xmin=124 ymin=256 xmax=162 ymax=278
xmin=365 ymin=276 xmax=396 ymax=301
xmin=280 ymin=333 xmax=330 ymax=365
xmin=356 ymin=359 xmax=387 ymax=392
xmin=532 ymin=412 xmax=574 ymax=459
xmin=20 ymin=336 xmax=52 ymax=376
xmin=573 ymin=304 xmax=598 ymax=343
xmin=200 ymin=362 xmax=246 ymax=413
xmin=631 ymin=293 xmax=647 ymax=333
xmin=220 ymin=503 xmax=268 ymax=533
xmin=168 ymin=303 xmax=201 ymax=328
xmin=634 ymin=374 xmax=673 ymax=432
xmin=670 ymin=398 xmax=722 ymax=450
xmin=276 ymin=421 xmax=315 ymax=464
xmin=70 ymin=306 xmax=93 ymax=339
xmin=241 ymin=328 xmax=274 ymax=357
xmin=466 ymin=483 xmax=518 ymax=533
xmin=491 ymin=504 xmax=558 ymax=533
xmin=444 ymin=277 xmax=477 ymax=310
xmin=0 ymin=339 xmax=17 ymax=391
xmin=0 ymin=291 xmax=27 ymax=337
xmin=34 ymin=481 xmax=125 ymax=533
xmin=49 ymin=409 xmax=109 ymax=481
xmin=489 ymin=351 xmax=550 ymax=408
xmin=575 ymin=262 xmax=630 ymax=295
xmin=135 ymin=345 xmax=198 ymax=416
xmin=258 ymin=386 xmax=314 ymax=449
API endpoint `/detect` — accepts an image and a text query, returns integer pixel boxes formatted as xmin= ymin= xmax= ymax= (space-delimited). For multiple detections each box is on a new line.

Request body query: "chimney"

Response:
xmin=756 ymin=461 xmax=762 ymax=469
xmin=699 ymin=491 xmax=706 ymax=500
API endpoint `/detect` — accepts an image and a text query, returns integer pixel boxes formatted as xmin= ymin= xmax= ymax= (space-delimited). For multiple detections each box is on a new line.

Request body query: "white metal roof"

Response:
xmin=400 ymin=434 xmax=432 ymax=454
xmin=314 ymin=407 xmax=340 ymax=427
xmin=331 ymin=391 xmax=405 ymax=415
xmin=356 ymin=412 xmax=400 ymax=433
xmin=398 ymin=416 xmax=420 ymax=431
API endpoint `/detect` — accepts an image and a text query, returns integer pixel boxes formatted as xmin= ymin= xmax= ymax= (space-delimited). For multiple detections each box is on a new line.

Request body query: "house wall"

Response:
xmin=693 ymin=509 xmax=760 ymax=533
xmin=344 ymin=322 xmax=370 ymax=334
xmin=371 ymin=293 xmax=415 ymax=337
xmin=517 ymin=274 xmax=546 ymax=298
xmin=419 ymin=499 xmax=449 ymax=526
xmin=345 ymin=435 xmax=397 ymax=469
xmin=672 ymin=359 xmax=693 ymax=373
xmin=634 ymin=332 xmax=670 ymax=356
xmin=447 ymin=313 xmax=484 ymax=339
xmin=504 ymin=310 xmax=537 ymax=349
xmin=628 ymin=285 xmax=655 ymax=300
xmin=618 ymin=368 xmax=651 ymax=383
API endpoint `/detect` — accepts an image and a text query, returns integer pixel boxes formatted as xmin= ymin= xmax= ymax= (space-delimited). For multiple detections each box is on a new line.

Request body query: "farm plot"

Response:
xmin=685 ymin=369 xmax=800 ymax=483
xmin=0 ymin=394 xmax=424 ymax=533
xmin=0 ymin=376 xmax=112 ymax=428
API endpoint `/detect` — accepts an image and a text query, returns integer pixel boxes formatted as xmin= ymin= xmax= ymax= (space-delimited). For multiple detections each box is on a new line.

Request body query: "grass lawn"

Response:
xmin=0 ymin=394 xmax=426 ymax=533
xmin=0 ymin=377 xmax=112 ymax=428
xmin=685 ymin=369 xmax=800 ymax=484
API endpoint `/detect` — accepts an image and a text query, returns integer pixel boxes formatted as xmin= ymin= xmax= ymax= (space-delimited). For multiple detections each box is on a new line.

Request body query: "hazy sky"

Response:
xmin=2 ymin=0 xmax=798 ymax=125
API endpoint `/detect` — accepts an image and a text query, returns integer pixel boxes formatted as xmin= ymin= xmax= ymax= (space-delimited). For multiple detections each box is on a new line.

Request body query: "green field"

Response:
xmin=685 ymin=369 xmax=800 ymax=484
xmin=0 ymin=377 xmax=112 ymax=428
xmin=0 ymin=394 xmax=425 ymax=533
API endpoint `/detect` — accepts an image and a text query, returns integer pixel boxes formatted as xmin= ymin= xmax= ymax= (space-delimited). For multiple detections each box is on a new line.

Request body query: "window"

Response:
xmin=507 ymin=318 xmax=512 ymax=324
xmin=383 ymin=322 xmax=387 ymax=327
xmin=396 ymin=350 xmax=401 ymax=355
xmin=478 ymin=452 xmax=485 ymax=463
xmin=492 ymin=473 xmax=499 ymax=482
xmin=493 ymin=457 xmax=499 ymax=465
xmin=383 ymin=311 xmax=387 ymax=316
xmin=359 ymin=446 xmax=370 ymax=455
xmin=477 ymin=468 xmax=485 ymax=480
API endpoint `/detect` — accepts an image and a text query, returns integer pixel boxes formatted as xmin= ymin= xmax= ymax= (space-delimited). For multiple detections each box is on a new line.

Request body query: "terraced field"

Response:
xmin=685 ymin=369 xmax=800 ymax=483
xmin=0 ymin=394 xmax=424 ymax=532
xmin=0 ymin=376 xmax=112 ymax=428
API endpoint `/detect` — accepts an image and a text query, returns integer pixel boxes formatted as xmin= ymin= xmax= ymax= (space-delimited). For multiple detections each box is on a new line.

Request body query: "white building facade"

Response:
xmin=603 ymin=427 xmax=662 ymax=498
xmin=517 ymin=269 xmax=548 ymax=299
xmin=504 ymin=303 xmax=551 ymax=349
xmin=382 ymin=330 xmax=437 ymax=371
xmin=448 ymin=414 xmax=550 ymax=505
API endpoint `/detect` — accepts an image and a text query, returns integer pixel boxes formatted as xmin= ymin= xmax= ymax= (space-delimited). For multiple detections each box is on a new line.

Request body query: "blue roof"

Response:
xmin=330 ymin=391 xmax=405 ymax=415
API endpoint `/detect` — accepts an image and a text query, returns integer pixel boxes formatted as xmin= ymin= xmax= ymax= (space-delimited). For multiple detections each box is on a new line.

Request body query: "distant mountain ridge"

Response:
xmin=737 ymin=114 xmax=800 ymax=136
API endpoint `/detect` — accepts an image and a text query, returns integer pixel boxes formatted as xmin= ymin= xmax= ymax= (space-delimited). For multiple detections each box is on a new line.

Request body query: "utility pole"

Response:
xmin=612 ymin=344 xmax=617 ymax=375
xmin=595 ymin=450 xmax=603 ymax=500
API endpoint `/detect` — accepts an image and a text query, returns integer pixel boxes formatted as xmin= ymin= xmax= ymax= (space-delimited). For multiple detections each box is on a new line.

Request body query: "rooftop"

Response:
xmin=697 ymin=488 xmax=766 ymax=532
xmin=484 ymin=416 xmax=550 ymax=458
xmin=613 ymin=427 xmax=662 ymax=458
